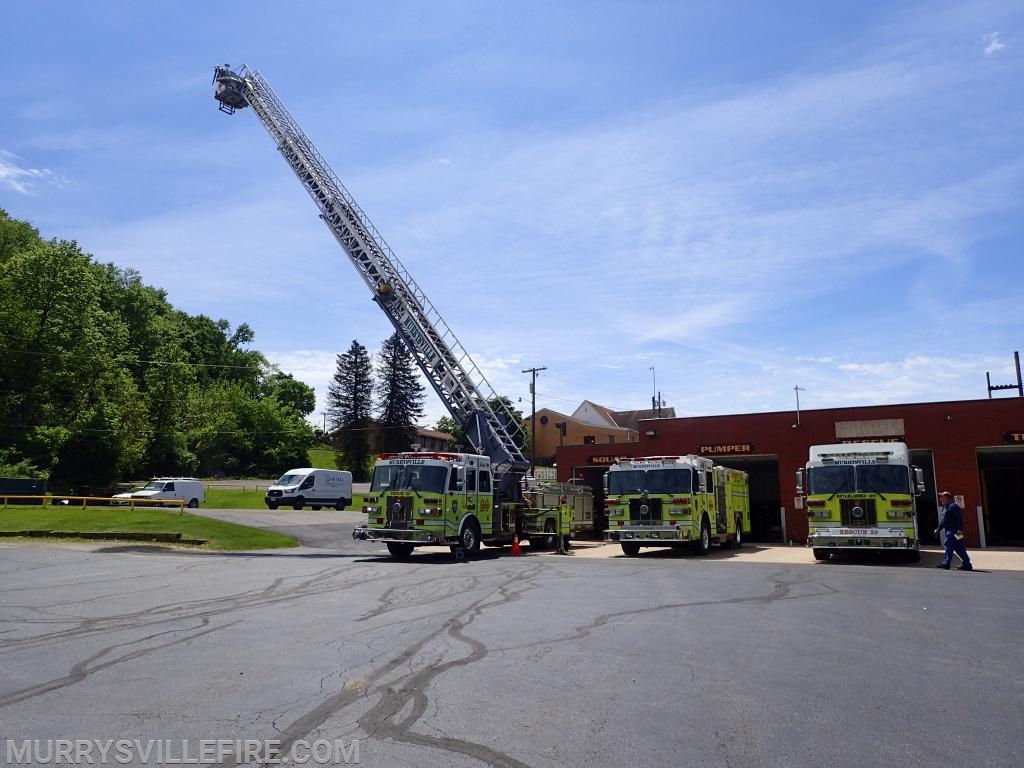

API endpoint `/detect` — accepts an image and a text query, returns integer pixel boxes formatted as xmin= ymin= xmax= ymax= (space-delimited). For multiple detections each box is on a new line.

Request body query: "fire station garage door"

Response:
xmin=977 ymin=446 xmax=1024 ymax=545
xmin=713 ymin=456 xmax=780 ymax=543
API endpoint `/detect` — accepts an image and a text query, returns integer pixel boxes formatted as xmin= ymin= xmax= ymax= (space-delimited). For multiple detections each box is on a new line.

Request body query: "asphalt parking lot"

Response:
xmin=2 ymin=515 xmax=1022 ymax=768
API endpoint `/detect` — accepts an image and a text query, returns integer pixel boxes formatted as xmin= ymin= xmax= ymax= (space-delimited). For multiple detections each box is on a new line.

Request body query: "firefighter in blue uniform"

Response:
xmin=935 ymin=491 xmax=973 ymax=571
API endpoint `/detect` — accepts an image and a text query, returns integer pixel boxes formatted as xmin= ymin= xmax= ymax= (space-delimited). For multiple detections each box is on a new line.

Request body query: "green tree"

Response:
xmin=0 ymin=208 xmax=42 ymax=264
xmin=326 ymin=341 xmax=374 ymax=481
xmin=434 ymin=415 xmax=463 ymax=450
xmin=0 ymin=211 xmax=322 ymax=486
xmin=141 ymin=318 xmax=199 ymax=475
xmin=0 ymin=237 xmax=146 ymax=487
xmin=179 ymin=315 xmax=264 ymax=389
xmin=263 ymin=370 xmax=316 ymax=418
xmin=187 ymin=382 xmax=312 ymax=476
xmin=375 ymin=332 xmax=425 ymax=454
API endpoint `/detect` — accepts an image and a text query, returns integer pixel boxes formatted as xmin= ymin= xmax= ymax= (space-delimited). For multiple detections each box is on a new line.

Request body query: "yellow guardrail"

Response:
xmin=0 ymin=495 xmax=186 ymax=514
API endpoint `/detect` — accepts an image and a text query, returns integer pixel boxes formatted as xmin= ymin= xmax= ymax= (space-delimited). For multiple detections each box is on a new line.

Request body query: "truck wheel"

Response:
xmin=335 ymin=498 xmax=347 ymax=511
xmin=732 ymin=518 xmax=743 ymax=549
xmin=693 ymin=517 xmax=712 ymax=555
xmin=620 ymin=542 xmax=641 ymax=557
xmin=187 ymin=498 xmax=199 ymax=508
xmin=906 ymin=549 xmax=921 ymax=563
xmin=459 ymin=519 xmax=481 ymax=557
xmin=293 ymin=497 xmax=305 ymax=511
xmin=812 ymin=548 xmax=831 ymax=561
xmin=387 ymin=542 xmax=414 ymax=559
xmin=267 ymin=502 xmax=278 ymax=510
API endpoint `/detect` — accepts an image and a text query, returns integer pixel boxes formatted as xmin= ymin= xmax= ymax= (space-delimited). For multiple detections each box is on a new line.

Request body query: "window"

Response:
xmin=646 ymin=468 xmax=692 ymax=494
xmin=583 ymin=435 xmax=596 ymax=445
xmin=479 ymin=472 xmax=492 ymax=493
xmin=466 ymin=469 xmax=477 ymax=492
xmin=808 ymin=466 xmax=855 ymax=495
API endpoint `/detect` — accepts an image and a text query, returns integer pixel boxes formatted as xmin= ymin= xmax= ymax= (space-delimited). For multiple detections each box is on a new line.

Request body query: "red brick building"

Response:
xmin=555 ymin=397 xmax=1024 ymax=548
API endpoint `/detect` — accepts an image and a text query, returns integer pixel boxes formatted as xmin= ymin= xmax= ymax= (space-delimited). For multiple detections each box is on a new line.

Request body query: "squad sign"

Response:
xmin=589 ymin=455 xmax=632 ymax=465
xmin=1004 ymin=431 xmax=1024 ymax=444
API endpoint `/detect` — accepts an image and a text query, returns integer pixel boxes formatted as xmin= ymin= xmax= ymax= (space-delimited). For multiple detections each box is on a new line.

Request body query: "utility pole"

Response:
xmin=650 ymin=367 xmax=656 ymax=415
xmin=522 ymin=366 xmax=547 ymax=476
xmin=793 ymin=385 xmax=805 ymax=427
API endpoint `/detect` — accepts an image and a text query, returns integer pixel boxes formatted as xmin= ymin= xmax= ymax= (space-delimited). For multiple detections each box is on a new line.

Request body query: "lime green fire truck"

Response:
xmin=797 ymin=442 xmax=925 ymax=562
xmin=604 ymin=455 xmax=750 ymax=556
xmin=354 ymin=452 xmax=571 ymax=559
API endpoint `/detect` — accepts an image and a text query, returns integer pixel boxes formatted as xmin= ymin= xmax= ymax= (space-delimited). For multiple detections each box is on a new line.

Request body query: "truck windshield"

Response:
xmin=275 ymin=473 xmax=304 ymax=486
xmin=607 ymin=468 xmax=691 ymax=494
xmin=646 ymin=468 xmax=692 ymax=493
xmin=370 ymin=465 xmax=449 ymax=494
xmin=808 ymin=466 xmax=854 ymax=494
xmin=808 ymin=465 xmax=909 ymax=494
xmin=141 ymin=481 xmax=167 ymax=491
xmin=859 ymin=464 xmax=910 ymax=494
xmin=607 ymin=470 xmax=645 ymax=495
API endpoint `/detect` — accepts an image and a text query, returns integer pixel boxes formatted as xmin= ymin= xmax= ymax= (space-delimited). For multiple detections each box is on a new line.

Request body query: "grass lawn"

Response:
xmin=0 ymin=507 xmax=298 ymax=550
xmin=205 ymin=487 xmax=272 ymax=509
xmin=308 ymin=447 xmax=341 ymax=468
xmin=204 ymin=488 xmax=364 ymax=511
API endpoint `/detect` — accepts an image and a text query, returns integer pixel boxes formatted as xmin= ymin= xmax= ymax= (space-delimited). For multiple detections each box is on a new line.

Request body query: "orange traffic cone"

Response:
xmin=511 ymin=535 xmax=522 ymax=556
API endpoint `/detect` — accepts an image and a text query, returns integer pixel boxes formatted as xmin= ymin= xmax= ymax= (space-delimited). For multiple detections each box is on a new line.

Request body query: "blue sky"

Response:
xmin=2 ymin=1 xmax=1022 ymax=428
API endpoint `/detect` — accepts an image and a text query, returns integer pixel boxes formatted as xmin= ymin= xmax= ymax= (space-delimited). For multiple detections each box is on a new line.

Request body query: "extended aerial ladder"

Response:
xmin=212 ymin=65 xmax=528 ymax=481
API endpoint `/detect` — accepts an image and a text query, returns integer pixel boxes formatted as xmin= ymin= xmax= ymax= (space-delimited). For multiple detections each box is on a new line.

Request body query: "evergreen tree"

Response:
xmin=375 ymin=332 xmax=426 ymax=454
xmin=326 ymin=340 xmax=374 ymax=480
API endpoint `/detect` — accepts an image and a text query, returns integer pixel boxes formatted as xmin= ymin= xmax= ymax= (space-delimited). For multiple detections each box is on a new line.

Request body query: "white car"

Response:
xmin=112 ymin=478 xmax=205 ymax=508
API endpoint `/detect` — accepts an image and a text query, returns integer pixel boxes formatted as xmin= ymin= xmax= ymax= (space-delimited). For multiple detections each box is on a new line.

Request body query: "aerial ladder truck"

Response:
xmin=211 ymin=65 xmax=571 ymax=558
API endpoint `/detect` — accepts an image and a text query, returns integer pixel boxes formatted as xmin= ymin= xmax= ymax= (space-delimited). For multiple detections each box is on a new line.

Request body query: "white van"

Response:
xmin=265 ymin=468 xmax=353 ymax=510
xmin=112 ymin=477 xmax=206 ymax=508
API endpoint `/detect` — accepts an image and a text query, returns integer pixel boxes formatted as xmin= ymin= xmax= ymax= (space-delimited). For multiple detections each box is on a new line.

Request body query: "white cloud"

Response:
xmin=0 ymin=150 xmax=64 ymax=194
xmin=983 ymin=33 xmax=1006 ymax=55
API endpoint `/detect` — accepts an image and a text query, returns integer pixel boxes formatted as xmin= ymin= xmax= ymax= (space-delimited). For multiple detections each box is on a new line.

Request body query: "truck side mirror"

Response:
xmin=912 ymin=467 xmax=925 ymax=496
xmin=795 ymin=469 xmax=804 ymax=495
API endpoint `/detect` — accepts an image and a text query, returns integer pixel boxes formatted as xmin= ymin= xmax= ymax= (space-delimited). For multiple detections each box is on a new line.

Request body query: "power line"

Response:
xmin=0 ymin=346 xmax=268 ymax=371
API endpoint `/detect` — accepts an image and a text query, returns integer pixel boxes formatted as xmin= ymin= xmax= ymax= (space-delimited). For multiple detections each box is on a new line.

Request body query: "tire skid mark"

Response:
xmin=0 ymin=618 xmax=238 ymax=707
xmin=353 ymin=574 xmax=482 ymax=623
xmin=499 ymin=570 xmax=837 ymax=653
xmin=219 ymin=564 xmax=547 ymax=768
xmin=0 ymin=564 xmax=365 ymax=649
xmin=2 ymin=561 xmax=397 ymax=705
